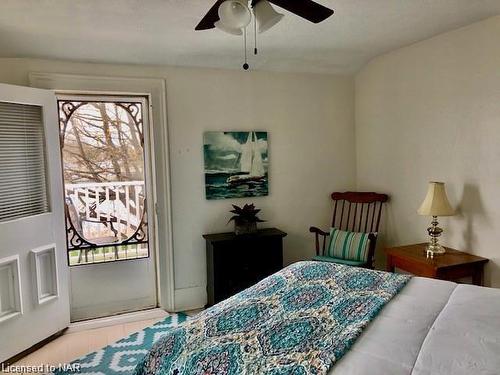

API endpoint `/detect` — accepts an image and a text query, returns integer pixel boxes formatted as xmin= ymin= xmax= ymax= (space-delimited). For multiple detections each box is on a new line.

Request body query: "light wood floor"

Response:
xmin=3 ymin=310 xmax=202 ymax=375
xmin=3 ymin=318 xmax=162 ymax=374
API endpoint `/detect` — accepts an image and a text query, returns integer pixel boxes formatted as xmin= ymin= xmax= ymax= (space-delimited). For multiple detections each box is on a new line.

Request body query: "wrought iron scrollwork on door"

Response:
xmin=58 ymin=100 xmax=149 ymax=264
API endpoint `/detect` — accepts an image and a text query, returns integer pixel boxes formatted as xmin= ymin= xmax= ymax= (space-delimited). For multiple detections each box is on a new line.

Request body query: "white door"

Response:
xmin=0 ymin=83 xmax=69 ymax=362
xmin=57 ymin=95 xmax=157 ymax=321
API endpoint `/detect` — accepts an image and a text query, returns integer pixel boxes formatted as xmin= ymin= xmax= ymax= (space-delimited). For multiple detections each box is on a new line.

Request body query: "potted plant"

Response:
xmin=228 ymin=203 xmax=265 ymax=235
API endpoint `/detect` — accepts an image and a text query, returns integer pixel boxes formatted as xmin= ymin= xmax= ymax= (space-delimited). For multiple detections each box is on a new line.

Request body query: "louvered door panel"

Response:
xmin=0 ymin=101 xmax=49 ymax=222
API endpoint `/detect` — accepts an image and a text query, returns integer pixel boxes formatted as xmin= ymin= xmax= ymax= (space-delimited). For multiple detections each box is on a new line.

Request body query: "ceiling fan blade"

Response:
xmin=267 ymin=0 xmax=334 ymax=23
xmin=195 ymin=0 xmax=225 ymax=31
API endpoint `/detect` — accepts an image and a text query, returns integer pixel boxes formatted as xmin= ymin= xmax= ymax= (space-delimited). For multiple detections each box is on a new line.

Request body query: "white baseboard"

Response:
xmin=173 ymin=286 xmax=206 ymax=312
xmin=66 ymin=308 xmax=169 ymax=333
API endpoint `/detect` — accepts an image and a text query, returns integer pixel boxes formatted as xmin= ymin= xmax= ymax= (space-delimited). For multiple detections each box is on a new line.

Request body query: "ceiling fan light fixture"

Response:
xmin=218 ymin=0 xmax=252 ymax=30
xmin=214 ymin=20 xmax=243 ymax=35
xmin=254 ymin=0 xmax=284 ymax=34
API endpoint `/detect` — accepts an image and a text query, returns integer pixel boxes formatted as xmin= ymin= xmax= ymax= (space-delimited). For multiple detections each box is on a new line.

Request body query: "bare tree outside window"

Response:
xmin=58 ymin=100 xmax=149 ymax=266
xmin=61 ymin=102 xmax=144 ymax=183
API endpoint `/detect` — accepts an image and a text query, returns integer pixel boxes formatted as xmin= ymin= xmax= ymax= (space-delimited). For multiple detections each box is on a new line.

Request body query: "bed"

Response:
xmin=331 ymin=276 xmax=500 ymax=374
xmin=57 ymin=262 xmax=500 ymax=375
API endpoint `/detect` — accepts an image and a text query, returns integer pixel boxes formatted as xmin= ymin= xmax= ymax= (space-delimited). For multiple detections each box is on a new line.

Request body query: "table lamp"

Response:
xmin=417 ymin=182 xmax=455 ymax=256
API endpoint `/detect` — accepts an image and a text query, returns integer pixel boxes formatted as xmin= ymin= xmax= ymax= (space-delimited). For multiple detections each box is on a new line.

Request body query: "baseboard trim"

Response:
xmin=1 ymin=329 xmax=66 ymax=367
xmin=66 ymin=308 xmax=169 ymax=333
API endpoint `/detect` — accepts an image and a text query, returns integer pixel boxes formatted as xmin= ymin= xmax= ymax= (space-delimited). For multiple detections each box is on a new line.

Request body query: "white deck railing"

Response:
xmin=65 ymin=181 xmax=146 ymax=242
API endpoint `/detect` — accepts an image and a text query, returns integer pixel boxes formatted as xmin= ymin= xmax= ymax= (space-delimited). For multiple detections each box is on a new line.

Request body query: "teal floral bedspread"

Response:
xmin=135 ymin=261 xmax=410 ymax=375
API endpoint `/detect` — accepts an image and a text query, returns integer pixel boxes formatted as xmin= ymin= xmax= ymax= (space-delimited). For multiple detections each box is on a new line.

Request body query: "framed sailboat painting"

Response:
xmin=203 ymin=131 xmax=269 ymax=200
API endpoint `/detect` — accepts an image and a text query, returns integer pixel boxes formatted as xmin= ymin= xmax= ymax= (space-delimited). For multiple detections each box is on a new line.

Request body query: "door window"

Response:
xmin=0 ymin=102 xmax=49 ymax=222
xmin=58 ymin=99 xmax=150 ymax=266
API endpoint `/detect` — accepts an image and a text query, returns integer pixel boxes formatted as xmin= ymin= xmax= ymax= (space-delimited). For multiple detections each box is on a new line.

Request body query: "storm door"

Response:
xmin=58 ymin=95 xmax=157 ymax=321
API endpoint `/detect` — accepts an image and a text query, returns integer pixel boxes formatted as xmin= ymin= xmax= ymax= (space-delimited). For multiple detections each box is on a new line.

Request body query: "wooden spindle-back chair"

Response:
xmin=65 ymin=197 xmax=120 ymax=263
xmin=310 ymin=192 xmax=389 ymax=269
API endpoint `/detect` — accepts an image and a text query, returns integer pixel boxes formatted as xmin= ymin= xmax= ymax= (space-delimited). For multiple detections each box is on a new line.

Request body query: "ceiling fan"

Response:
xmin=195 ymin=0 xmax=334 ymax=70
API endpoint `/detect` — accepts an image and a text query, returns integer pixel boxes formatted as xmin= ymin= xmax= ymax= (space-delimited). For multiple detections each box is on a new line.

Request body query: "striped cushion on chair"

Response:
xmin=327 ymin=228 xmax=372 ymax=262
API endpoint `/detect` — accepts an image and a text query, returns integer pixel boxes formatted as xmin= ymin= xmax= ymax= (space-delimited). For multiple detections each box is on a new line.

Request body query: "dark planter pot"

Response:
xmin=234 ymin=221 xmax=257 ymax=235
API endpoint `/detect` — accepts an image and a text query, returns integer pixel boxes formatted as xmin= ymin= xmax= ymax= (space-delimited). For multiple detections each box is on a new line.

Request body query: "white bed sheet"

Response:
xmin=329 ymin=277 xmax=457 ymax=375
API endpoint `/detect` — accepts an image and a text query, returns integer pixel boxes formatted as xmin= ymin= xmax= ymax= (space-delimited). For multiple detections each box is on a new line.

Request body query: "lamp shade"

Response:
xmin=218 ymin=0 xmax=251 ymax=30
xmin=417 ymin=182 xmax=455 ymax=216
xmin=214 ymin=20 xmax=243 ymax=35
xmin=254 ymin=0 xmax=284 ymax=33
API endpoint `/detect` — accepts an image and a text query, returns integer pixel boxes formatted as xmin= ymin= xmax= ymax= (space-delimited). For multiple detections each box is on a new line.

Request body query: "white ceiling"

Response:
xmin=1 ymin=0 xmax=499 ymax=74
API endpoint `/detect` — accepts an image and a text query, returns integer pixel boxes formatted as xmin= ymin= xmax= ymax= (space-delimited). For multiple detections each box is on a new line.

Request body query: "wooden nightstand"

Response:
xmin=386 ymin=243 xmax=488 ymax=286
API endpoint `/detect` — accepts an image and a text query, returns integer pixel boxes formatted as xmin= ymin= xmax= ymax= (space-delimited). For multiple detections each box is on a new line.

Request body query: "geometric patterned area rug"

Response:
xmin=53 ymin=313 xmax=188 ymax=375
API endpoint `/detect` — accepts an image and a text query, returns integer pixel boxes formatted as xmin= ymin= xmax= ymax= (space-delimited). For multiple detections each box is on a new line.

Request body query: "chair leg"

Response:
xmin=109 ymin=222 xmax=118 ymax=237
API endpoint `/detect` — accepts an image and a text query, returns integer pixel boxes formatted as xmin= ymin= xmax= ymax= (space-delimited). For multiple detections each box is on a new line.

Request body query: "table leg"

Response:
xmin=472 ymin=268 xmax=483 ymax=286
xmin=386 ymin=255 xmax=395 ymax=273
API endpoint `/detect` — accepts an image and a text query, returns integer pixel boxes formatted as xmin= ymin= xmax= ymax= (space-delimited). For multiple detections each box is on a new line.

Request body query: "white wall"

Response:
xmin=355 ymin=15 xmax=500 ymax=286
xmin=0 ymin=58 xmax=356 ymax=309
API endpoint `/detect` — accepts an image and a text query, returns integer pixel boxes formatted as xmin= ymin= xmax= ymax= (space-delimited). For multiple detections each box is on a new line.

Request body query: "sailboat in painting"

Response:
xmin=203 ymin=131 xmax=268 ymax=200
xmin=227 ymin=132 xmax=266 ymax=186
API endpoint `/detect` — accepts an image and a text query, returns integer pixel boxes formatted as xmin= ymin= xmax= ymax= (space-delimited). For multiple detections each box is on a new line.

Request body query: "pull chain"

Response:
xmin=254 ymin=12 xmax=258 ymax=55
xmin=243 ymin=26 xmax=249 ymax=70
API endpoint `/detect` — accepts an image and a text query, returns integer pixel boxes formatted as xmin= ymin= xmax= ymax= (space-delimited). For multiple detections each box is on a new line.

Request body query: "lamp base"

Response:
xmin=425 ymin=216 xmax=446 ymax=259
xmin=426 ymin=243 xmax=446 ymax=258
